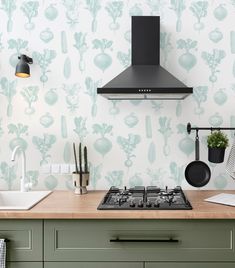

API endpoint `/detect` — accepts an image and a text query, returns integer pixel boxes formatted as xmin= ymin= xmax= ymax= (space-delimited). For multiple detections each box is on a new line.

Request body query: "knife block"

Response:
xmin=72 ymin=172 xmax=89 ymax=195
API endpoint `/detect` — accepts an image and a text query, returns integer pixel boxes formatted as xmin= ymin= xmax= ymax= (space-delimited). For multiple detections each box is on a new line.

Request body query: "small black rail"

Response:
xmin=187 ymin=122 xmax=235 ymax=135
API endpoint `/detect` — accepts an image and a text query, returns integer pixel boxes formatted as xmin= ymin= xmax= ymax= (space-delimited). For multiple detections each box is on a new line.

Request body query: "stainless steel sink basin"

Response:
xmin=0 ymin=191 xmax=51 ymax=210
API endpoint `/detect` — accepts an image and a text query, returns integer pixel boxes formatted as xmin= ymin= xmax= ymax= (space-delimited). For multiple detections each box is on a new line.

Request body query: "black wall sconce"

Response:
xmin=15 ymin=54 xmax=33 ymax=78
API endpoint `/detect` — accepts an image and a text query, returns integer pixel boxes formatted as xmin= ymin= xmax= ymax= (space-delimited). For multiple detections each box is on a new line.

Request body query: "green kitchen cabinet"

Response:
xmin=44 ymin=262 xmax=143 ymax=268
xmin=0 ymin=220 xmax=43 ymax=261
xmin=44 ymin=219 xmax=235 ymax=262
xmin=7 ymin=262 xmax=43 ymax=268
xmin=44 ymin=262 xmax=235 ymax=268
xmin=1 ymin=218 xmax=235 ymax=267
xmin=146 ymin=263 xmax=235 ymax=268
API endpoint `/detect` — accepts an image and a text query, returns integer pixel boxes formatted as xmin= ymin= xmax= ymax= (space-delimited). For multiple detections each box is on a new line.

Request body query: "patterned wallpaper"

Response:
xmin=0 ymin=0 xmax=235 ymax=191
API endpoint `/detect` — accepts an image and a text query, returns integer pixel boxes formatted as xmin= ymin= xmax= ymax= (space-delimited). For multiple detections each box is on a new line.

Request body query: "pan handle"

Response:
xmin=195 ymin=130 xmax=200 ymax=161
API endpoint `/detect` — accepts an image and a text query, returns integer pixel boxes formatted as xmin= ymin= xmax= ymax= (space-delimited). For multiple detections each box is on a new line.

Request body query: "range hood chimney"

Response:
xmin=97 ymin=16 xmax=193 ymax=100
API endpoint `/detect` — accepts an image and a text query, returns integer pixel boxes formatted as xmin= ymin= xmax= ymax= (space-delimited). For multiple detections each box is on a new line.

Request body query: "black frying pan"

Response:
xmin=185 ymin=132 xmax=211 ymax=187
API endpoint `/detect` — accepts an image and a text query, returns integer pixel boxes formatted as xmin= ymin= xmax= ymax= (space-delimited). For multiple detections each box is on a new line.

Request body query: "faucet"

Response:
xmin=11 ymin=146 xmax=29 ymax=192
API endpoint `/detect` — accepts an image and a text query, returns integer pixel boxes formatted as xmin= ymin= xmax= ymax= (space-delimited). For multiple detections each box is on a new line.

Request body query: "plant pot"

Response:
xmin=72 ymin=172 xmax=89 ymax=195
xmin=208 ymin=147 xmax=225 ymax=163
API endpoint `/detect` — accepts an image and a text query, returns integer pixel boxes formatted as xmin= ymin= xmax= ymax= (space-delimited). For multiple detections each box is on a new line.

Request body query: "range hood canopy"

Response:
xmin=97 ymin=16 xmax=193 ymax=100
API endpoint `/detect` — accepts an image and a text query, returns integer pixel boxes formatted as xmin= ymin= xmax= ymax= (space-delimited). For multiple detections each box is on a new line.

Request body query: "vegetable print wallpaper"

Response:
xmin=0 ymin=0 xmax=235 ymax=190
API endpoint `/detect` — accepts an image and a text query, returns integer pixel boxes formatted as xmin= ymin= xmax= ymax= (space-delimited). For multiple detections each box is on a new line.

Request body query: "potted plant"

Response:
xmin=207 ymin=131 xmax=229 ymax=163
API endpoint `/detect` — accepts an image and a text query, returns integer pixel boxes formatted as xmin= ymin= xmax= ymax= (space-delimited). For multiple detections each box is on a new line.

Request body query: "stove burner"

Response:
xmin=97 ymin=186 xmax=192 ymax=210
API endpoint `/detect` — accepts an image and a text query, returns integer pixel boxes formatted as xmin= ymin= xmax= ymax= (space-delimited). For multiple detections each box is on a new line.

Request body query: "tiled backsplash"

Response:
xmin=0 ymin=0 xmax=235 ymax=190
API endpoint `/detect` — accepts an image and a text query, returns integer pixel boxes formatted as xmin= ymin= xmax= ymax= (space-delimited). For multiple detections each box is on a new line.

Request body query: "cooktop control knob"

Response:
xmin=130 ymin=200 xmax=135 ymax=207
xmin=146 ymin=200 xmax=152 ymax=207
xmin=154 ymin=201 xmax=160 ymax=208
xmin=138 ymin=199 xmax=143 ymax=207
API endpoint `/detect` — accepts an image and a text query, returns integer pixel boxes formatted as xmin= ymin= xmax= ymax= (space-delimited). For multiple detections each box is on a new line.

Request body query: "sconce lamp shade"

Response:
xmin=15 ymin=54 xmax=33 ymax=78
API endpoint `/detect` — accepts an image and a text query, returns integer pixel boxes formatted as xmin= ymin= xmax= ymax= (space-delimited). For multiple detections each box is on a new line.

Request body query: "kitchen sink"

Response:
xmin=0 ymin=191 xmax=51 ymax=210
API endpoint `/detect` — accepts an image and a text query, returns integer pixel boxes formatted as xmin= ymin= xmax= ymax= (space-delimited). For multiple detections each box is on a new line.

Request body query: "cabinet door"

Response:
xmin=0 ymin=220 xmax=43 ymax=261
xmin=44 ymin=219 xmax=235 ymax=262
xmin=146 ymin=263 xmax=235 ymax=268
xmin=44 ymin=262 xmax=143 ymax=268
xmin=7 ymin=262 xmax=42 ymax=268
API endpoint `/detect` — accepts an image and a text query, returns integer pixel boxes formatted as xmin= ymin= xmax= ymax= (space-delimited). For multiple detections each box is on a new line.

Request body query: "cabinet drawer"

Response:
xmin=44 ymin=262 xmax=143 ymax=268
xmin=0 ymin=220 xmax=43 ymax=261
xmin=7 ymin=262 xmax=42 ymax=268
xmin=44 ymin=220 xmax=235 ymax=261
xmin=146 ymin=263 xmax=235 ymax=268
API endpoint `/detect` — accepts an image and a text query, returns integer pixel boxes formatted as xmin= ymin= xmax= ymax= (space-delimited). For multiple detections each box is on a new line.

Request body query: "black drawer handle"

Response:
xmin=110 ymin=238 xmax=179 ymax=243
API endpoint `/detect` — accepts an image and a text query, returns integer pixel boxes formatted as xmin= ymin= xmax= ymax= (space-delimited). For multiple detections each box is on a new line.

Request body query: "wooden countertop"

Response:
xmin=1 ymin=190 xmax=235 ymax=219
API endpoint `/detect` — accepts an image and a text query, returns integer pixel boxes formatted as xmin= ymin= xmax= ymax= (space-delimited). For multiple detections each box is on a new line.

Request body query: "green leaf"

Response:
xmin=188 ymin=39 xmax=197 ymax=49
xmin=8 ymin=39 xmax=18 ymax=49
xmin=92 ymin=124 xmax=102 ymax=134
xmin=92 ymin=39 xmax=102 ymax=49
xmin=105 ymin=40 xmax=113 ymax=49
xmin=103 ymin=124 xmax=112 ymax=134
xmin=177 ymin=39 xmax=186 ymax=49
xmin=8 ymin=124 xmax=17 ymax=134
xmin=19 ymin=125 xmax=28 ymax=134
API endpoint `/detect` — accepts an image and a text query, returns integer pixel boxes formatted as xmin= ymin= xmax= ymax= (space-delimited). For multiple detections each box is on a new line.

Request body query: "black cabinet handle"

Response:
xmin=110 ymin=238 xmax=179 ymax=243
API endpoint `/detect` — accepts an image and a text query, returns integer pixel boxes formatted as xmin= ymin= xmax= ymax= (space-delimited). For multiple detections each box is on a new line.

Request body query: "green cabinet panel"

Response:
xmin=146 ymin=263 xmax=235 ymax=268
xmin=44 ymin=262 xmax=143 ymax=268
xmin=7 ymin=262 xmax=42 ymax=268
xmin=0 ymin=220 xmax=43 ymax=261
xmin=44 ymin=219 xmax=235 ymax=262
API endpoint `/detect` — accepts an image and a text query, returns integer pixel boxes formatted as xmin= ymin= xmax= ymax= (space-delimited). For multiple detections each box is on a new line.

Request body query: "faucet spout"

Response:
xmin=11 ymin=146 xmax=27 ymax=192
xmin=11 ymin=145 xmax=21 ymax=161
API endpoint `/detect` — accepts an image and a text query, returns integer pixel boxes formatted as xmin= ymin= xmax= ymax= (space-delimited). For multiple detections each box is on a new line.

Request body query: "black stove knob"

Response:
xmin=130 ymin=200 xmax=135 ymax=207
xmin=138 ymin=200 xmax=143 ymax=207
xmin=154 ymin=201 xmax=160 ymax=207
xmin=146 ymin=200 xmax=152 ymax=207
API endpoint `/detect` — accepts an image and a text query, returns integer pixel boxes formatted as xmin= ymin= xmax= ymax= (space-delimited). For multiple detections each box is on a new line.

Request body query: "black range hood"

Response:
xmin=97 ymin=16 xmax=193 ymax=100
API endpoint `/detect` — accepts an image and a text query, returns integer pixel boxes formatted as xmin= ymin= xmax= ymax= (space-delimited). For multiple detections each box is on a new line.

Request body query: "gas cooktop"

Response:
xmin=97 ymin=186 xmax=192 ymax=210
